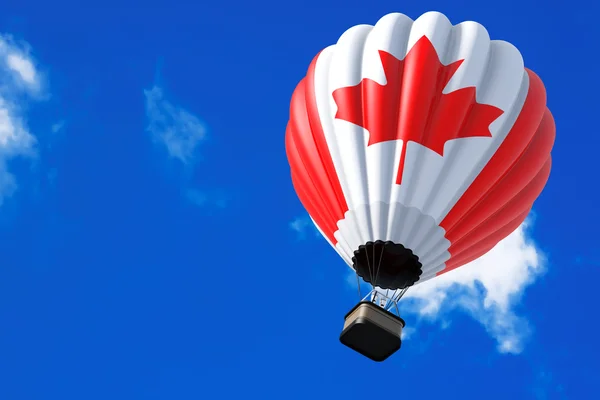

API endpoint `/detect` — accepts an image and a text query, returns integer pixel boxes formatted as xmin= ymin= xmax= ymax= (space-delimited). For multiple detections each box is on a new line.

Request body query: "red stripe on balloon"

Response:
xmin=438 ymin=69 xmax=555 ymax=275
xmin=447 ymin=110 xmax=555 ymax=245
xmin=285 ymin=53 xmax=349 ymax=244
xmin=447 ymin=158 xmax=551 ymax=260
xmin=442 ymin=208 xmax=531 ymax=274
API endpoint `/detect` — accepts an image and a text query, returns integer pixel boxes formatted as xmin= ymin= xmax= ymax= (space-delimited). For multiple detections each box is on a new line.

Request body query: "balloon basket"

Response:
xmin=339 ymin=290 xmax=406 ymax=362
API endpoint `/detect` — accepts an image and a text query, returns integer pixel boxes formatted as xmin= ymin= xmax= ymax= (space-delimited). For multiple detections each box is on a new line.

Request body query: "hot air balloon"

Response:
xmin=285 ymin=11 xmax=555 ymax=362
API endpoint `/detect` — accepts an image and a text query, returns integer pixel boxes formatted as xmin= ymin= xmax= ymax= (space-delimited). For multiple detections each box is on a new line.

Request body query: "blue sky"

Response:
xmin=0 ymin=0 xmax=598 ymax=399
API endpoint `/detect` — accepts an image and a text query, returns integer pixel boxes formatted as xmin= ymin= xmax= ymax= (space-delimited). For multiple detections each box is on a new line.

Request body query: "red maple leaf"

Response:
xmin=332 ymin=36 xmax=504 ymax=185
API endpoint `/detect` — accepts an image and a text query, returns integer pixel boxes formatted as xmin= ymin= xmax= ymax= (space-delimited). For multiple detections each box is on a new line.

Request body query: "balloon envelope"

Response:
xmin=285 ymin=11 xmax=555 ymax=290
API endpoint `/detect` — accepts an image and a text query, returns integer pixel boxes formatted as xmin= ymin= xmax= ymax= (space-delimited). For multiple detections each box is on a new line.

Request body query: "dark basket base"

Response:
xmin=339 ymin=302 xmax=404 ymax=362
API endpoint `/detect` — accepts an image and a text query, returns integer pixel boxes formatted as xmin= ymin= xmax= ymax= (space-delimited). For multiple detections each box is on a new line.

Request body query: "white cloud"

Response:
xmin=7 ymin=53 xmax=37 ymax=86
xmin=289 ymin=215 xmax=320 ymax=240
xmin=401 ymin=326 xmax=415 ymax=340
xmin=0 ymin=36 xmax=42 ymax=94
xmin=143 ymin=83 xmax=224 ymax=207
xmin=0 ymin=34 xmax=42 ymax=205
xmin=144 ymin=85 xmax=207 ymax=164
xmin=351 ymin=220 xmax=545 ymax=354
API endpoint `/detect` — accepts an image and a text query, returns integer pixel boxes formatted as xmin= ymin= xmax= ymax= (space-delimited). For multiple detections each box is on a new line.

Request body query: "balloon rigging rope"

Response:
xmin=355 ymin=244 xmax=398 ymax=303
xmin=393 ymin=287 xmax=408 ymax=303
xmin=364 ymin=245 xmax=374 ymax=290
xmin=373 ymin=245 xmax=385 ymax=290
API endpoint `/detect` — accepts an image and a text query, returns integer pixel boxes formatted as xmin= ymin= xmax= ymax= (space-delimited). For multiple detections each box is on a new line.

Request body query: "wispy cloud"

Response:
xmin=7 ymin=52 xmax=36 ymax=86
xmin=0 ymin=34 xmax=45 ymax=206
xmin=144 ymin=85 xmax=207 ymax=165
xmin=402 ymin=220 xmax=544 ymax=354
xmin=401 ymin=326 xmax=415 ymax=340
xmin=289 ymin=215 xmax=320 ymax=240
xmin=51 ymin=120 xmax=65 ymax=134
xmin=348 ymin=219 xmax=545 ymax=354
xmin=185 ymin=188 xmax=228 ymax=209
xmin=144 ymin=79 xmax=225 ymax=208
